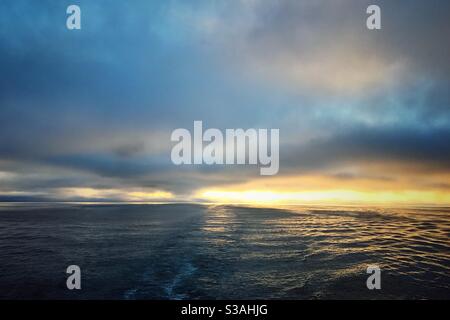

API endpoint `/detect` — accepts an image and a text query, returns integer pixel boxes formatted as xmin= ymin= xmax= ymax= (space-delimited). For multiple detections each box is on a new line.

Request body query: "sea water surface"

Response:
xmin=0 ymin=203 xmax=449 ymax=299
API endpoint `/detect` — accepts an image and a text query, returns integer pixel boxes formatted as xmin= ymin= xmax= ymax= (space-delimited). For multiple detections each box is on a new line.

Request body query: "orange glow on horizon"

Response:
xmin=197 ymin=189 xmax=450 ymax=205
xmin=59 ymin=187 xmax=174 ymax=202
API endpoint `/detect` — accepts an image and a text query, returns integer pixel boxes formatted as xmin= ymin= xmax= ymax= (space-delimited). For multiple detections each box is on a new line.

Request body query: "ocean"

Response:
xmin=0 ymin=203 xmax=449 ymax=299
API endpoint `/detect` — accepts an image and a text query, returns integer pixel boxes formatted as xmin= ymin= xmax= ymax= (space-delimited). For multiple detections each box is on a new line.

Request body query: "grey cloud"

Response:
xmin=281 ymin=125 xmax=450 ymax=173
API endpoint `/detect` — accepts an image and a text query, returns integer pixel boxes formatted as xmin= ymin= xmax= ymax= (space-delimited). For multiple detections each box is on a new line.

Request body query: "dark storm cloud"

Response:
xmin=281 ymin=125 xmax=450 ymax=173
xmin=44 ymin=153 xmax=176 ymax=180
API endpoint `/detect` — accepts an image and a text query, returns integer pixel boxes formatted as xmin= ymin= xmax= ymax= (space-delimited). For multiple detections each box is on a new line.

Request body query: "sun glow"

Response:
xmin=198 ymin=189 xmax=450 ymax=205
xmin=194 ymin=171 xmax=450 ymax=205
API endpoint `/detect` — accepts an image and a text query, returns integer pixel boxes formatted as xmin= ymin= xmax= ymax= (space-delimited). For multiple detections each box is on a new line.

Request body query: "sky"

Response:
xmin=0 ymin=0 xmax=449 ymax=205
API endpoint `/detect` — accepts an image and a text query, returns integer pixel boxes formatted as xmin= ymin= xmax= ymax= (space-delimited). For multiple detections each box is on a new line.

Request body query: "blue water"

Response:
xmin=0 ymin=203 xmax=449 ymax=299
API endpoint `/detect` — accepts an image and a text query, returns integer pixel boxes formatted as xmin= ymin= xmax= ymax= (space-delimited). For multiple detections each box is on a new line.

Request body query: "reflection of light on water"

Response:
xmin=200 ymin=206 xmax=238 ymax=245
xmin=199 ymin=204 xmax=450 ymax=298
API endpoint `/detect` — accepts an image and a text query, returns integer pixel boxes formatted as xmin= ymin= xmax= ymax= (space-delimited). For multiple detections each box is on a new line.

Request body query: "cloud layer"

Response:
xmin=0 ymin=0 xmax=449 ymax=203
